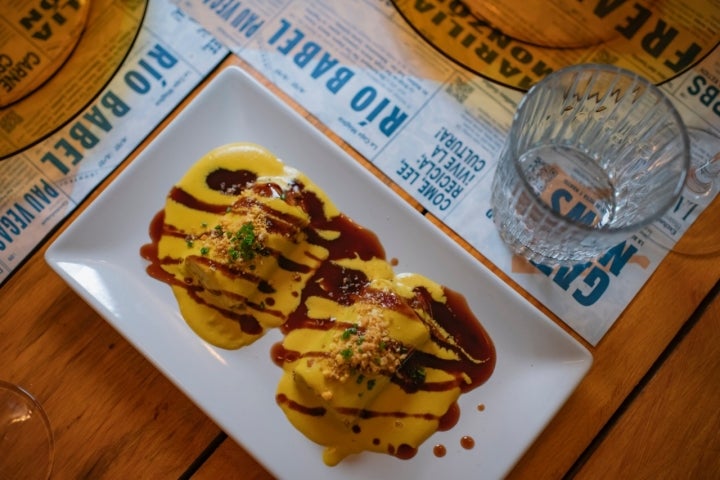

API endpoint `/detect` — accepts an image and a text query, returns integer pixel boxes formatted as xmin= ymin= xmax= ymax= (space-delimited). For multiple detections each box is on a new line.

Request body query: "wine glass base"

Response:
xmin=0 ymin=381 xmax=54 ymax=480
xmin=646 ymin=127 xmax=720 ymax=257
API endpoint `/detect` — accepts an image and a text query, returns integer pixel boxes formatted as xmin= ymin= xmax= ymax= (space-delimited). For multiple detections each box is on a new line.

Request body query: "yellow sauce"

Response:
xmin=142 ymin=143 xmax=496 ymax=465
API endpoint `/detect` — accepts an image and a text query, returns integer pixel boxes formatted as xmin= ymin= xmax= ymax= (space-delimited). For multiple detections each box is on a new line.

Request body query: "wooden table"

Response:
xmin=2 ymin=55 xmax=719 ymax=479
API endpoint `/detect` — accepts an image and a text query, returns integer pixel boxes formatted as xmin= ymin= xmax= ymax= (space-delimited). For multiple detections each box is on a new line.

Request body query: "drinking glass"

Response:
xmin=490 ymin=64 xmax=690 ymax=265
xmin=0 ymin=381 xmax=54 ymax=479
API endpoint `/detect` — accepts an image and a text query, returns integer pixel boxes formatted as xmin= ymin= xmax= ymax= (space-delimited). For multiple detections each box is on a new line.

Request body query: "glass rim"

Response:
xmin=508 ymin=63 xmax=691 ymax=235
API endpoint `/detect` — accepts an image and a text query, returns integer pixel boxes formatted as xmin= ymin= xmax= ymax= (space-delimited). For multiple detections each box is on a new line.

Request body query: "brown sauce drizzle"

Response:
xmin=395 ymin=444 xmax=417 ymax=460
xmin=183 ymin=284 xmax=265 ymax=335
xmin=433 ymin=444 xmax=447 ymax=457
xmin=168 ymin=186 xmax=229 ymax=214
xmin=460 ymin=436 xmax=475 ymax=450
xmin=438 ymin=402 xmax=460 ymax=432
xmin=205 ymin=168 xmax=257 ymax=193
xmin=185 ymin=254 xmax=263 ymax=287
xmin=142 ymin=165 xmax=497 ymax=463
xmin=276 ymin=393 xmax=326 ymax=417
xmin=140 ymin=211 xmax=185 ymax=288
xmin=336 ymin=407 xmax=436 ymax=422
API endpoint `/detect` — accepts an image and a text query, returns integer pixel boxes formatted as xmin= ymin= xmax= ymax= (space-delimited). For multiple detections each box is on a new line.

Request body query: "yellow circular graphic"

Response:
xmin=392 ymin=0 xmax=719 ymax=91
xmin=0 ymin=0 xmax=147 ymax=159
xmin=0 ymin=0 xmax=90 ymax=107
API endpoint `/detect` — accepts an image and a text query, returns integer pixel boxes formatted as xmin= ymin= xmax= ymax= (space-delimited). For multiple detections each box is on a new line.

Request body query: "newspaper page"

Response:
xmin=181 ymin=0 xmax=717 ymax=345
xmin=0 ymin=0 xmax=228 ymax=286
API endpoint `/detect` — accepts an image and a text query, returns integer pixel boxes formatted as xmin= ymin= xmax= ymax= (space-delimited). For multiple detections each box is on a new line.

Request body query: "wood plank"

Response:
xmin=192 ymin=437 xmax=274 ymax=479
xmin=574 ymin=288 xmax=720 ymax=479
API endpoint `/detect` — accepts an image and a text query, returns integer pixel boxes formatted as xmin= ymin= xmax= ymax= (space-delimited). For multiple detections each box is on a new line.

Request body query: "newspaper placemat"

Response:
xmin=0 ymin=0 xmax=228 ymax=286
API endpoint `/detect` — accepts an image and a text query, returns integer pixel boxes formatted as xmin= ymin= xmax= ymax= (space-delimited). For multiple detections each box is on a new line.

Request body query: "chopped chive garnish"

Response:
xmin=341 ymin=324 xmax=358 ymax=340
xmin=410 ymin=366 xmax=426 ymax=385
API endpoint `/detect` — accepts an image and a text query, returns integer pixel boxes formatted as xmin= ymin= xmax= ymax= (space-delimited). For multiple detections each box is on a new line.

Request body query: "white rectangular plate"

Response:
xmin=46 ymin=66 xmax=592 ymax=479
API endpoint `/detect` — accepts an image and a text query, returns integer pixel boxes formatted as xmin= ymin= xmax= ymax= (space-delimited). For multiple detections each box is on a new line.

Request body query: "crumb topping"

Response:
xmin=321 ymin=303 xmax=409 ymax=384
xmin=185 ymin=203 xmax=270 ymax=264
